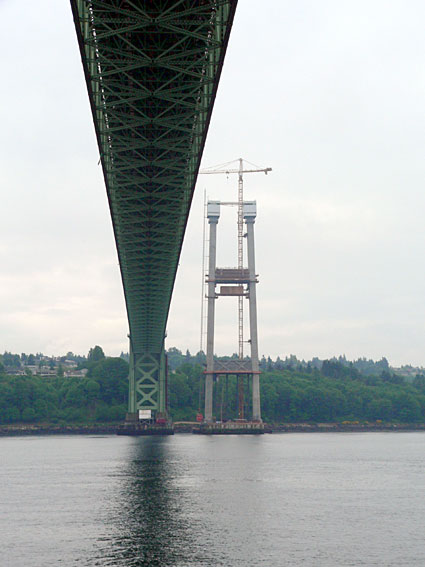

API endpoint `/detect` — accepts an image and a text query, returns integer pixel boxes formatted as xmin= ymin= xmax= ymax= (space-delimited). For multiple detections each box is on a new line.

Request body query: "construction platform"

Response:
xmin=116 ymin=422 xmax=174 ymax=436
xmin=193 ymin=421 xmax=270 ymax=435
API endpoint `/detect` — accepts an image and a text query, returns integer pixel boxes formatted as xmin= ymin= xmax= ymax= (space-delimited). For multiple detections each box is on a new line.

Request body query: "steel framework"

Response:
xmin=71 ymin=0 xmax=237 ymax=419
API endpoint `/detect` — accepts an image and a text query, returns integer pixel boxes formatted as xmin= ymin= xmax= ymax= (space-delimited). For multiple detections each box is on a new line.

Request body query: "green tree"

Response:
xmin=88 ymin=346 xmax=105 ymax=364
xmin=65 ymin=383 xmax=86 ymax=407
xmin=88 ymin=357 xmax=128 ymax=404
xmin=3 ymin=406 xmax=21 ymax=423
xmin=34 ymin=399 xmax=48 ymax=421
xmin=3 ymin=352 xmax=21 ymax=368
xmin=85 ymin=380 xmax=101 ymax=404
xmin=22 ymin=407 xmax=36 ymax=422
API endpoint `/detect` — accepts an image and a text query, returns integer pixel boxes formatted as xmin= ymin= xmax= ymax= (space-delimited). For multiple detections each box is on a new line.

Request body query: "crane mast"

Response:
xmin=237 ymin=158 xmax=244 ymax=359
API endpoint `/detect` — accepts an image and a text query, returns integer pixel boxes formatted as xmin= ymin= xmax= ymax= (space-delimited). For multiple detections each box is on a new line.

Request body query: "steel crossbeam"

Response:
xmin=71 ymin=0 xmax=237 ymax=416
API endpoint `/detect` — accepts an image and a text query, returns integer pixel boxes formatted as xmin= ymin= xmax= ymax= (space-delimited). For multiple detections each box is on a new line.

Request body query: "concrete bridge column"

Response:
xmin=244 ymin=204 xmax=261 ymax=422
xmin=205 ymin=202 xmax=220 ymax=422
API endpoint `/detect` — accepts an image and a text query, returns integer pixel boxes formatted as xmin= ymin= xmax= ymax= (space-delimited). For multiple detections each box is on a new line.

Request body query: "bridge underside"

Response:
xmin=71 ymin=0 xmax=237 ymax=419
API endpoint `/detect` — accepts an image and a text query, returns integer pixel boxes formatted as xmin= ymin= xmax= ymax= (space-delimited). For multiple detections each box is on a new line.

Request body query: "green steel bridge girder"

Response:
xmin=128 ymin=350 xmax=167 ymax=415
xmin=71 ymin=1 xmax=237 ymax=415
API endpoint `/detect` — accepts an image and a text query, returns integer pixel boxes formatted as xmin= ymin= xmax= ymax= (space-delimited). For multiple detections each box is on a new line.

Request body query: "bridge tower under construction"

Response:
xmin=201 ymin=200 xmax=262 ymax=432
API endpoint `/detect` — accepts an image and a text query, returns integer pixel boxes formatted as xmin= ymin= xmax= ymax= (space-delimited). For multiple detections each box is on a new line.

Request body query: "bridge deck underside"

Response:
xmin=71 ymin=0 xmax=237 ymax=354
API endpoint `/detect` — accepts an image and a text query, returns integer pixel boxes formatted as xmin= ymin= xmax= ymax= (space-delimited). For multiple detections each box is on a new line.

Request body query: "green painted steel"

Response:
xmin=128 ymin=348 xmax=166 ymax=414
xmin=70 ymin=1 xmax=237 ymax=415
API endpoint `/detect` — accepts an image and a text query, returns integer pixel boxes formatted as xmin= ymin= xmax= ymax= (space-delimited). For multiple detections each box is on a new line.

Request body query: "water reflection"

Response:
xmin=104 ymin=438 xmax=191 ymax=567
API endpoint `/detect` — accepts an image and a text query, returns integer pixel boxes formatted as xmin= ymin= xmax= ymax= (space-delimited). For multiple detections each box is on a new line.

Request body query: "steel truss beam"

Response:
xmin=71 ymin=0 xmax=237 ymax=415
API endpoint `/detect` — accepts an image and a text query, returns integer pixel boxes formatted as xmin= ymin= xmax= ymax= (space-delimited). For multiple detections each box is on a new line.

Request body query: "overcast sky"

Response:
xmin=0 ymin=1 xmax=424 ymax=365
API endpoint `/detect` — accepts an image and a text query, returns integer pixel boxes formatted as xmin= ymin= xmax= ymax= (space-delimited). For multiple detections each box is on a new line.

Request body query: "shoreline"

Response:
xmin=270 ymin=422 xmax=425 ymax=433
xmin=1 ymin=422 xmax=425 ymax=436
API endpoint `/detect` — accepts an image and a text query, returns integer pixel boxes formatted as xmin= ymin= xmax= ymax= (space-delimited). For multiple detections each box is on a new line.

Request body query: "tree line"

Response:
xmin=0 ymin=356 xmax=128 ymax=424
xmin=169 ymin=359 xmax=425 ymax=423
xmin=2 ymin=347 xmax=425 ymax=425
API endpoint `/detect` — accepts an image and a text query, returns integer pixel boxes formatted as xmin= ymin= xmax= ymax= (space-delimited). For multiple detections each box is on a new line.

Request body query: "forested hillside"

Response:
xmin=170 ymin=360 xmax=425 ymax=423
xmin=0 ymin=357 xmax=128 ymax=424
xmin=1 ymin=353 xmax=425 ymax=425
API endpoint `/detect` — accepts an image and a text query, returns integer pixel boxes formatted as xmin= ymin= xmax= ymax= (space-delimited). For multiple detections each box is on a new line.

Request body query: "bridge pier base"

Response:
xmin=193 ymin=421 xmax=268 ymax=434
xmin=117 ymin=342 xmax=174 ymax=435
xmin=117 ymin=418 xmax=174 ymax=436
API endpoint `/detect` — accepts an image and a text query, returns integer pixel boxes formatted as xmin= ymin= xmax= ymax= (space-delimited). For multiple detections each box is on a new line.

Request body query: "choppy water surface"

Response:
xmin=1 ymin=432 xmax=425 ymax=566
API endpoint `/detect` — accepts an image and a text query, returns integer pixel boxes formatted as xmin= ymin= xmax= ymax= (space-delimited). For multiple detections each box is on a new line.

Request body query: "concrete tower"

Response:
xmin=203 ymin=200 xmax=262 ymax=431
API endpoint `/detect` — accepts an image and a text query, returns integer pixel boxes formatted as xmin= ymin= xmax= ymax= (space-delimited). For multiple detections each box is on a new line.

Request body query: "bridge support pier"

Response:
xmin=118 ymin=343 xmax=173 ymax=435
xmin=245 ymin=211 xmax=261 ymax=422
xmin=205 ymin=202 xmax=219 ymax=423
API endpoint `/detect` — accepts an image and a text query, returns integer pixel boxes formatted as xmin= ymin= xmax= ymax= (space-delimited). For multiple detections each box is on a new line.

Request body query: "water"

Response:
xmin=1 ymin=433 xmax=425 ymax=566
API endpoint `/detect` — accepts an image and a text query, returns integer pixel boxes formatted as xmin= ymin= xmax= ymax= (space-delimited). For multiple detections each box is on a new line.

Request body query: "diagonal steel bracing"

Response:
xmin=71 ymin=0 xmax=237 ymax=417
